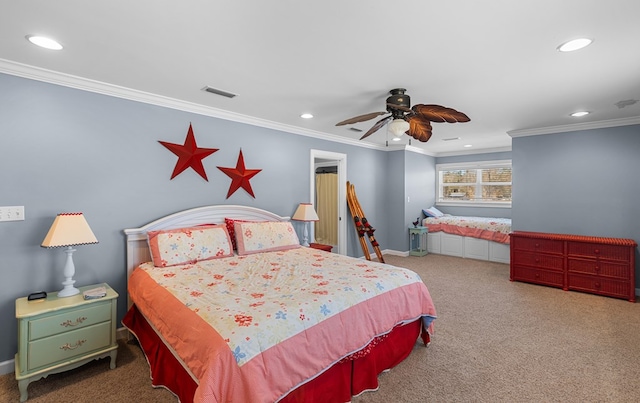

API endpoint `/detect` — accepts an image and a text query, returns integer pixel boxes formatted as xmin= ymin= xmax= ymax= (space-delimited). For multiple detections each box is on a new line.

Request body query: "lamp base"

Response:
xmin=58 ymin=284 xmax=80 ymax=298
xmin=301 ymin=222 xmax=310 ymax=247
xmin=58 ymin=246 xmax=80 ymax=298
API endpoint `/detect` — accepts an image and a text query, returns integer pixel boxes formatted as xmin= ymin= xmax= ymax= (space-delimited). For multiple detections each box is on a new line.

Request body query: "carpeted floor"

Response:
xmin=2 ymin=254 xmax=639 ymax=402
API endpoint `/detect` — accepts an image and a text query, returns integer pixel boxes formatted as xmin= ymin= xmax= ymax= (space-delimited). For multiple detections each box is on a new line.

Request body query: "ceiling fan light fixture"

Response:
xmin=557 ymin=38 xmax=592 ymax=52
xmin=388 ymin=119 xmax=409 ymax=138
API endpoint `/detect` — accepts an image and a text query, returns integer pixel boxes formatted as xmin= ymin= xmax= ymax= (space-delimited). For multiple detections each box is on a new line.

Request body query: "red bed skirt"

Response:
xmin=123 ymin=305 xmax=429 ymax=403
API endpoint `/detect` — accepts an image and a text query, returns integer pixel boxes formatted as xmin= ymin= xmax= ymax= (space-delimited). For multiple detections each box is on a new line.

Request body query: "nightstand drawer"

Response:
xmin=28 ymin=321 xmax=112 ymax=370
xmin=29 ymin=302 xmax=112 ymax=340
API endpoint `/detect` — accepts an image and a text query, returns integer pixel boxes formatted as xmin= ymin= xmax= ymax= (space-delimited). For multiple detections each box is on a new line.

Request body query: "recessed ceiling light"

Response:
xmin=391 ymin=137 xmax=402 ymax=142
xmin=463 ymin=144 xmax=473 ymax=148
xmin=570 ymin=111 xmax=590 ymax=117
xmin=26 ymin=35 xmax=63 ymax=50
xmin=300 ymin=113 xmax=313 ymax=119
xmin=557 ymin=38 xmax=592 ymax=52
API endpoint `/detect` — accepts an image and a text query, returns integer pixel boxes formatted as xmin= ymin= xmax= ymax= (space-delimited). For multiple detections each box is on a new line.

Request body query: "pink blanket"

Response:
xmin=423 ymin=215 xmax=511 ymax=244
xmin=129 ymin=247 xmax=437 ymax=402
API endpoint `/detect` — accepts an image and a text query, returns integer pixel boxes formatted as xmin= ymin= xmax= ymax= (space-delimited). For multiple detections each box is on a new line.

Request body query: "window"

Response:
xmin=436 ymin=160 xmax=512 ymax=207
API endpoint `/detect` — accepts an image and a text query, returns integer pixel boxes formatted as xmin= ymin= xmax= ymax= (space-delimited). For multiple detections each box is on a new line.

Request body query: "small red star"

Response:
xmin=218 ymin=149 xmax=262 ymax=198
xmin=159 ymin=124 xmax=219 ymax=181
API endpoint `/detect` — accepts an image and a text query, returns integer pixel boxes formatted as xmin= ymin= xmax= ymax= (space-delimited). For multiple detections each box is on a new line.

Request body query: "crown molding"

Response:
xmin=0 ymin=58 xmax=506 ymax=157
xmin=508 ymin=116 xmax=640 ymax=138
xmin=0 ymin=58 xmax=388 ymax=150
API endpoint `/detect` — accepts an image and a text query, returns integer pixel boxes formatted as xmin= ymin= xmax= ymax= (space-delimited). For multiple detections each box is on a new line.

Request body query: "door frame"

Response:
xmin=310 ymin=149 xmax=347 ymax=255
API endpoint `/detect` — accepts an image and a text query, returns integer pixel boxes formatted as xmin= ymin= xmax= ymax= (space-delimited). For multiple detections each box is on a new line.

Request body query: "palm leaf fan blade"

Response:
xmin=408 ymin=117 xmax=433 ymax=142
xmin=336 ymin=111 xmax=387 ymax=126
xmin=412 ymin=104 xmax=470 ymax=123
xmin=359 ymin=115 xmax=392 ymax=140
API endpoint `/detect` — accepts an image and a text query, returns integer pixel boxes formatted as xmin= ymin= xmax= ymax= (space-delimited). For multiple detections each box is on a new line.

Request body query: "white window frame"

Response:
xmin=435 ymin=159 xmax=512 ymax=208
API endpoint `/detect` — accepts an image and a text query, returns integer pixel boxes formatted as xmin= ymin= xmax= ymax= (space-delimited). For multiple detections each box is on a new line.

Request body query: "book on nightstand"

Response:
xmin=83 ymin=286 xmax=107 ymax=300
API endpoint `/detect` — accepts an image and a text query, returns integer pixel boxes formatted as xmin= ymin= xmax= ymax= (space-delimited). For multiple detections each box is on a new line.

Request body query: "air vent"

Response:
xmin=442 ymin=137 xmax=461 ymax=141
xmin=201 ymin=86 xmax=237 ymax=98
xmin=348 ymin=127 xmax=363 ymax=132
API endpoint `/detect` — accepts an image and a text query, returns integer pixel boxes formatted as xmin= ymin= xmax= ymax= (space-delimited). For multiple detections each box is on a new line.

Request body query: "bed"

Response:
xmin=122 ymin=205 xmax=437 ymax=403
xmin=421 ymin=208 xmax=511 ymax=264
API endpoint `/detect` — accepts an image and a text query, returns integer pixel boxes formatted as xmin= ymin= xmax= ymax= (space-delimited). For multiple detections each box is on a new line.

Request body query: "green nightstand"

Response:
xmin=15 ymin=283 xmax=118 ymax=402
xmin=409 ymin=226 xmax=429 ymax=256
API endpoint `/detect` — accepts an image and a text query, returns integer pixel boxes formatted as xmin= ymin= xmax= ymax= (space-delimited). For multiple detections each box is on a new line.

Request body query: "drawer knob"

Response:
xmin=61 ymin=317 xmax=87 ymax=327
xmin=60 ymin=339 xmax=87 ymax=351
xmin=535 ymin=258 xmax=540 ymax=263
xmin=535 ymin=273 xmax=540 ymax=278
xmin=595 ymin=266 xmax=600 ymax=272
xmin=535 ymin=243 xmax=540 ymax=248
xmin=594 ymin=249 xmax=600 ymax=254
xmin=595 ymin=282 xmax=601 ymax=288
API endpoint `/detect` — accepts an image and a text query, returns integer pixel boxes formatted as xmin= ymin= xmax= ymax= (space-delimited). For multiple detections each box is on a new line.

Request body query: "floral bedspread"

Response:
xmin=129 ymin=247 xmax=437 ymax=402
xmin=423 ymin=215 xmax=512 ymax=244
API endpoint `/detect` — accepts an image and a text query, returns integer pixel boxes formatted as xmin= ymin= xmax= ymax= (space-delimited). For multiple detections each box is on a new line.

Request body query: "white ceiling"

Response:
xmin=2 ymin=0 xmax=639 ymax=156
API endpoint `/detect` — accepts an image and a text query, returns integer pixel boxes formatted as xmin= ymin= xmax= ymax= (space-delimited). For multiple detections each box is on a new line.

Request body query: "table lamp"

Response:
xmin=41 ymin=213 xmax=98 ymax=297
xmin=291 ymin=203 xmax=319 ymax=247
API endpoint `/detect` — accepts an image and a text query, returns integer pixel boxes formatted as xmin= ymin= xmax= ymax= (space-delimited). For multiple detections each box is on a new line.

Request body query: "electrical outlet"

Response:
xmin=0 ymin=206 xmax=25 ymax=222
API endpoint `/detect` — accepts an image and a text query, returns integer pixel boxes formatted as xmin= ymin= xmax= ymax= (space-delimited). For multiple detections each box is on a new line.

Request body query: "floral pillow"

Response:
xmin=224 ymin=217 xmax=259 ymax=250
xmin=147 ymin=224 xmax=233 ymax=267
xmin=234 ymin=221 xmax=300 ymax=256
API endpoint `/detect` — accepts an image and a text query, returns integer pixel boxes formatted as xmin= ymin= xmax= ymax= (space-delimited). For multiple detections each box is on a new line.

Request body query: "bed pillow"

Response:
xmin=235 ymin=221 xmax=301 ymax=256
xmin=423 ymin=206 xmax=445 ymax=218
xmin=147 ymin=224 xmax=233 ymax=267
xmin=224 ymin=217 xmax=261 ymax=250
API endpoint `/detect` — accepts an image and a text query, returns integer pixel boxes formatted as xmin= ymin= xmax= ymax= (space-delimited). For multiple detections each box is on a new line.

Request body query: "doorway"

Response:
xmin=310 ymin=150 xmax=347 ymax=255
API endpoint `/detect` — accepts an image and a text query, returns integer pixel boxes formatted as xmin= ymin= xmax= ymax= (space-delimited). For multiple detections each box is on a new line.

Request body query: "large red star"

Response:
xmin=218 ymin=149 xmax=262 ymax=198
xmin=159 ymin=124 xmax=219 ymax=181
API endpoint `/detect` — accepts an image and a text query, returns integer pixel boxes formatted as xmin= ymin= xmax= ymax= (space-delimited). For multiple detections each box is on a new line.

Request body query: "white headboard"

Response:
xmin=123 ymin=205 xmax=290 ymax=282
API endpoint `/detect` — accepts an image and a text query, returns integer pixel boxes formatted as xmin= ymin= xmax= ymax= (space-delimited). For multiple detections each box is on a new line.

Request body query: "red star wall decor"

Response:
xmin=218 ymin=149 xmax=262 ymax=198
xmin=159 ymin=123 xmax=219 ymax=181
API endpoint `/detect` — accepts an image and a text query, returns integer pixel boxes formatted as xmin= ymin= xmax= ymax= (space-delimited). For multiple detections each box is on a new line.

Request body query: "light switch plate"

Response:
xmin=0 ymin=206 xmax=25 ymax=222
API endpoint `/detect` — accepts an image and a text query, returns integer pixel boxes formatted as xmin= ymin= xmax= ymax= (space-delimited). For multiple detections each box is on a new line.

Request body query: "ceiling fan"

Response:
xmin=335 ymin=88 xmax=470 ymax=142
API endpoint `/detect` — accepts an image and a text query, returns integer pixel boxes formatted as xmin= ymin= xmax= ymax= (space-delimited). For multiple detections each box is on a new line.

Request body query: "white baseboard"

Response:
xmin=0 ymin=358 xmax=13 ymax=376
xmin=0 ymin=327 xmax=131 ymax=376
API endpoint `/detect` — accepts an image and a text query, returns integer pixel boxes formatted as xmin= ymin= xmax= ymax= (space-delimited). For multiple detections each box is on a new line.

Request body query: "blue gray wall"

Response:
xmin=0 ymin=73 xmax=393 ymax=363
xmin=2 ymin=70 xmax=638 ymax=365
xmin=512 ymin=125 xmax=640 ymax=284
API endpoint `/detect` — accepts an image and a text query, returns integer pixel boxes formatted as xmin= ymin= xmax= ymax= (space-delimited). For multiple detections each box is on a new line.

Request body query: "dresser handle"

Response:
xmin=61 ymin=317 xmax=87 ymax=327
xmin=60 ymin=339 xmax=87 ymax=351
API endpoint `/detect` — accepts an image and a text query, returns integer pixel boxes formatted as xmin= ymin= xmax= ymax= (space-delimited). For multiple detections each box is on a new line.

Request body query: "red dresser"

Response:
xmin=510 ymin=231 xmax=637 ymax=302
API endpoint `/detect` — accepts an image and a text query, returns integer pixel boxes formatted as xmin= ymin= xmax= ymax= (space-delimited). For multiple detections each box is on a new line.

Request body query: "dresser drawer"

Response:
xmin=567 ymin=242 xmax=631 ymax=262
xmin=512 ymin=251 xmax=564 ymax=271
xmin=511 ymin=237 xmax=564 ymax=254
xmin=568 ymin=274 xmax=631 ymax=300
xmin=29 ymin=301 xmax=112 ymax=340
xmin=28 ymin=321 xmax=112 ymax=371
xmin=511 ymin=266 xmax=564 ymax=288
xmin=567 ymin=258 xmax=630 ymax=280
